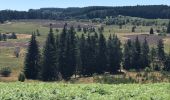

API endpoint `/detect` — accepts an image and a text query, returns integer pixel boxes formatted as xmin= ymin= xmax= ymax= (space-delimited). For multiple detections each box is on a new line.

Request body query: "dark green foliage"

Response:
xmin=36 ymin=29 xmax=40 ymax=36
xmin=132 ymin=36 xmax=142 ymax=70
xmin=123 ymin=40 xmax=133 ymax=70
xmin=132 ymin=26 xmax=136 ymax=32
xmin=150 ymin=28 xmax=154 ymax=34
xmin=10 ymin=32 xmax=17 ymax=39
xmin=0 ymin=67 xmax=12 ymax=77
xmin=107 ymin=34 xmax=122 ymax=73
xmin=83 ymin=27 xmax=87 ymax=33
xmin=97 ymin=33 xmax=107 ymax=74
xmin=18 ymin=72 xmax=26 ymax=82
xmin=1 ymin=5 xmax=170 ymax=22
xmin=157 ymin=39 xmax=165 ymax=61
xmin=167 ymin=21 xmax=170 ymax=33
xmin=24 ymin=34 xmax=40 ymax=79
xmin=79 ymin=34 xmax=87 ymax=76
xmin=2 ymin=34 xmax=7 ymax=41
xmin=60 ymin=26 xmax=77 ymax=80
xmin=83 ymin=33 xmax=98 ymax=76
xmin=164 ymin=53 xmax=170 ymax=71
xmin=77 ymin=25 xmax=82 ymax=32
xmin=41 ymin=26 xmax=59 ymax=81
xmin=98 ymin=26 xmax=104 ymax=34
xmin=141 ymin=37 xmax=150 ymax=69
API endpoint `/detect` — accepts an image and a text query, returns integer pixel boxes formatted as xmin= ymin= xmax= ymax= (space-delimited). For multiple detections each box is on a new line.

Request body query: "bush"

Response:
xmin=18 ymin=72 xmax=25 ymax=82
xmin=0 ymin=67 xmax=12 ymax=77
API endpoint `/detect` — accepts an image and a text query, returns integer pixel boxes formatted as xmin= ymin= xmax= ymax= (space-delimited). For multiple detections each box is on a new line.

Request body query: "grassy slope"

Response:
xmin=0 ymin=19 xmax=170 ymax=82
xmin=0 ymin=83 xmax=169 ymax=100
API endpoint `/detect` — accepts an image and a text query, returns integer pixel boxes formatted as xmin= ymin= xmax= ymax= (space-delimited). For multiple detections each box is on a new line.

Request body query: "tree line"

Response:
xmin=1 ymin=5 xmax=170 ymax=23
xmin=24 ymin=24 xmax=170 ymax=81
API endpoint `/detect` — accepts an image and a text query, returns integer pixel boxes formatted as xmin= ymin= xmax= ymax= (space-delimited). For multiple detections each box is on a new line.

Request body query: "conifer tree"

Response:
xmin=41 ymin=25 xmax=59 ymax=81
xmin=85 ymin=33 xmax=96 ymax=75
xmin=157 ymin=39 xmax=165 ymax=61
xmin=141 ymin=37 xmax=150 ymax=69
xmin=58 ymin=24 xmax=67 ymax=78
xmin=123 ymin=39 xmax=133 ymax=70
xmin=132 ymin=36 xmax=141 ymax=70
xmin=107 ymin=34 xmax=122 ymax=73
xmin=164 ymin=53 xmax=170 ymax=71
xmin=79 ymin=34 xmax=87 ymax=76
xmin=24 ymin=33 xmax=40 ymax=79
xmin=97 ymin=32 xmax=107 ymax=74
xmin=60 ymin=26 xmax=77 ymax=80
xmin=150 ymin=28 xmax=154 ymax=34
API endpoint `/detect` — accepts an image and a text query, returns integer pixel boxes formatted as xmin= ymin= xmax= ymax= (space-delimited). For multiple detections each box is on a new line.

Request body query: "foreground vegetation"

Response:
xmin=0 ymin=83 xmax=169 ymax=100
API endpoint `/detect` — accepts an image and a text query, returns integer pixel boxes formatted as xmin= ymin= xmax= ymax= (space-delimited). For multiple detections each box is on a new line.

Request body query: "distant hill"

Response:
xmin=0 ymin=5 xmax=170 ymax=22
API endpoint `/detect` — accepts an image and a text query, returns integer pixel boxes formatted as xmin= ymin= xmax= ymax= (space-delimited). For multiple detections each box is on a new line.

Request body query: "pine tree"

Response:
xmin=132 ymin=36 xmax=141 ymax=70
xmin=91 ymin=32 xmax=99 ymax=74
xmin=60 ymin=26 xmax=77 ymax=80
xmin=77 ymin=25 xmax=82 ymax=32
xmin=79 ymin=34 xmax=86 ymax=76
xmin=41 ymin=25 xmax=59 ymax=81
xmin=141 ymin=37 xmax=150 ymax=69
xmin=24 ymin=34 xmax=40 ymax=79
xmin=157 ymin=39 xmax=165 ymax=61
xmin=167 ymin=21 xmax=170 ymax=34
xmin=58 ymin=24 xmax=67 ymax=79
xmin=150 ymin=28 xmax=154 ymax=34
xmin=123 ymin=39 xmax=133 ymax=70
xmin=107 ymin=34 xmax=122 ymax=73
xmin=97 ymin=32 xmax=107 ymax=74
xmin=164 ymin=53 xmax=170 ymax=71
xmin=84 ymin=33 xmax=96 ymax=75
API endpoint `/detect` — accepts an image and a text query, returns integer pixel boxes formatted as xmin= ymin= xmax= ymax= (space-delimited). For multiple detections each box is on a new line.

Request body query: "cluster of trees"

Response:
xmin=24 ymin=25 xmax=170 ymax=81
xmin=1 ymin=5 xmax=170 ymax=23
xmin=0 ymin=33 xmax=17 ymax=41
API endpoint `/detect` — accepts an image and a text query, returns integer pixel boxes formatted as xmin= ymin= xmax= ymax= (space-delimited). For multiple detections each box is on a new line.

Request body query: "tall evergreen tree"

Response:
xmin=24 ymin=34 xmax=40 ymax=79
xmin=123 ymin=39 xmax=133 ymax=70
xmin=97 ymin=32 xmax=107 ymax=74
xmin=41 ymin=25 xmax=59 ymax=81
xmin=141 ymin=37 xmax=150 ymax=69
xmin=84 ymin=33 xmax=97 ymax=75
xmin=61 ymin=26 xmax=77 ymax=80
xmin=58 ymin=24 xmax=67 ymax=78
xmin=150 ymin=28 xmax=154 ymax=34
xmin=132 ymin=36 xmax=141 ymax=70
xmin=164 ymin=53 xmax=170 ymax=71
xmin=167 ymin=21 xmax=170 ymax=34
xmin=79 ymin=34 xmax=87 ymax=76
xmin=107 ymin=34 xmax=122 ymax=73
xmin=157 ymin=39 xmax=165 ymax=61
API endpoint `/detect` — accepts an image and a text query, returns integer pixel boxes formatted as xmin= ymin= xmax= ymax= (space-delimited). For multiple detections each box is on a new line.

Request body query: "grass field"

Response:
xmin=0 ymin=83 xmax=169 ymax=100
xmin=0 ymin=19 xmax=170 ymax=82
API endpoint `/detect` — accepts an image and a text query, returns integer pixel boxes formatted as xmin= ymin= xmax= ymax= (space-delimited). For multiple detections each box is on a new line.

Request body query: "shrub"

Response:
xmin=18 ymin=72 xmax=25 ymax=82
xmin=0 ymin=67 xmax=12 ymax=77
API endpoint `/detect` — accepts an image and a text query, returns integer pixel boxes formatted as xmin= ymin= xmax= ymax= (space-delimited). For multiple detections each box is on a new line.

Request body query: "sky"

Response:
xmin=0 ymin=0 xmax=170 ymax=11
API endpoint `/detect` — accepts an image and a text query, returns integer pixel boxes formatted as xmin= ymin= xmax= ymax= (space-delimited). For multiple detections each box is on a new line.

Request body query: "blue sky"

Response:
xmin=0 ymin=0 xmax=170 ymax=11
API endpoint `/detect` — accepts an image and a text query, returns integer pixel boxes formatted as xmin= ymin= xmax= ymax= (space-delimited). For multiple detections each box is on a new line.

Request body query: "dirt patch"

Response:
xmin=0 ymin=41 xmax=29 ymax=48
xmin=17 ymin=34 xmax=31 ymax=39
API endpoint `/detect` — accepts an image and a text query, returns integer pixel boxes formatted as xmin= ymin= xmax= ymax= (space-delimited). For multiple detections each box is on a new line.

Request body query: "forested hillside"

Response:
xmin=0 ymin=5 xmax=170 ymax=23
